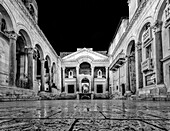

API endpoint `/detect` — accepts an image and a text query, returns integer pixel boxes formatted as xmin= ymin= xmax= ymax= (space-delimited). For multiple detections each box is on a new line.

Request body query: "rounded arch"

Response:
xmin=35 ymin=44 xmax=44 ymax=59
xmin=0 ymin=4 xmax=16 ymax=31
xmin=126 ymin=40 xmax=136 ymax=95
xmin=81 ymin=77 xmax=90 ymax=93
xmin=77 ymin=56 xmax=94 ymax=65
xmin=81 ymin=77 xmax=90 ymax=83
xmin=45 ymin=55 xmax=51 ymax=68
xmin=16 ymin=23 xmax=33 ymax=45
xmin=79 ymin=62 xmax=91 ymax=68
xmin=154 ymin=0 xmax=167 ymax=21
xmin=18 ymin=29 xmax=32 ymax=47
xmin=137 ymin=16 xmax=153 ymax=41
xmin=51 ymin=62 xmax=57 ymax=88
xmin=79 ymin=62 xmax=91 ymax=75
xmin=126 ymin=40 xmax=136 ymax=56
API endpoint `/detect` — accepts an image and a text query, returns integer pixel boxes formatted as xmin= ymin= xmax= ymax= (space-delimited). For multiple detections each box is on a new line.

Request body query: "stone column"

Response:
xmin=33 ymin=48 xmax=37 ymax=81
xmin=27 ymin=47 xmax=34 ymax=89
xmin=62 ymin=67 xmax=65 ymax=92
xmin=105 ymin=66 xmax=109 ymax=92
xmin=126 ymin=57 xmax=130 ymax=92
xmin=153 ymin=20 xmax=163 ymax=84
xmin=40 ymin=58 xmax=45 ymax=91
xmin=8 ymin=31 xmax=18 ymax=87
xmin=76 ymin=66 xmax=79 ymax=92
xmin=136 ymin=42 xmax=143 ymax=90
xmin=91 ymin=66 xmax=94 ymax=93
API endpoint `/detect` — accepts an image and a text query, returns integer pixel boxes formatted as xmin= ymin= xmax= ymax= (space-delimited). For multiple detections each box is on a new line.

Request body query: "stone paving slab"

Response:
xmin=0 ymin=100 xmax=169 ymax=131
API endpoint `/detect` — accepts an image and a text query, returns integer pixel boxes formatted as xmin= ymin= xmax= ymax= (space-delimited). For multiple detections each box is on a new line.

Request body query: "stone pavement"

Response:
xmin=0 ymin=100 xmax=169 ymax=131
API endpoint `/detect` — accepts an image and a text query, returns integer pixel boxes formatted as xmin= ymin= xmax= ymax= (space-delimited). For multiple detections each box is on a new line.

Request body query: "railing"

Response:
xmin=141 ymin=58 xmax=153 ymax=72
xmin=142 ymin=27 xmax=152 ymax=44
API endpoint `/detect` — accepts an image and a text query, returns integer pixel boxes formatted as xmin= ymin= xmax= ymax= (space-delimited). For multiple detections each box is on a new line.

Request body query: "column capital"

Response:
xmin=152 ymin=20 xmax=163 ymax=33
xmin=5 ymin=30 xmax=19 ymax=40
xmin=91 ymin=66 xmax=95 ymax=69
xmin=136 ymin=41 xmax=142 ymax=50
xmin=32 ymin=48 xmax=38 ymax=59
xmin=26 ymin=47 xmax=34 ymax=54
xmin=40 ymin=58 xmax=45 ymax=63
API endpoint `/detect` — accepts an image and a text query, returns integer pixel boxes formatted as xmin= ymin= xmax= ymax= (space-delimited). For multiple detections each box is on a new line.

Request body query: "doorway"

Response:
xmin=81 ymin=78 xmax=90 ymax=93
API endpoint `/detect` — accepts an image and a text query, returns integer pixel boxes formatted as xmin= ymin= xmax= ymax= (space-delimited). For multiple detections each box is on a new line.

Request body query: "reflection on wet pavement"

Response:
xmin=0 ymin=100 xmax=169 ymax=131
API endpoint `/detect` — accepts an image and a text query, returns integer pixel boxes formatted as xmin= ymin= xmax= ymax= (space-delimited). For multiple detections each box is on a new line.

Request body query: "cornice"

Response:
xmin=9 ymin=0 xmax=59 ymax=58
xmin=111 ymin=0 xmax=149 ymax=56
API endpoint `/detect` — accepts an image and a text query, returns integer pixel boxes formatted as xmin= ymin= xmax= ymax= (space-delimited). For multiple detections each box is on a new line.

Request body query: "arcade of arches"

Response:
xmin=0 ymin=0 xmax=170 ymax=100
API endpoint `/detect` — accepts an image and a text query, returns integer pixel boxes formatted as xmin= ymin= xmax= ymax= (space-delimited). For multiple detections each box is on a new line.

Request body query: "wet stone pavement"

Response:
xmin=0 ymin=100 xmax=170 ymax=131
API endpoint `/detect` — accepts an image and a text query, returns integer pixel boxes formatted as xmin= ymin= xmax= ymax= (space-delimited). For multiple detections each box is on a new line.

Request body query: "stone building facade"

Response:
xmin=0 ymin=0 xmax=61 ymax=99
xmin=108 ymin=0 xmax=170 ymax=98
xmin=60 ymin=48 xmax=109 ymax=99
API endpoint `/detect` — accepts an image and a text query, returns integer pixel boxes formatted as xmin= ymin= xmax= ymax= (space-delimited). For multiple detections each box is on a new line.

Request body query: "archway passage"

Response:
xmin=81 ymin=78 xmax=90 ymax=93
xmin=34 ymin=44 xmax=44 ymax=92
xmin=127 ymin=41 xmax=136 ymax=94
xmin=44 ymin=55 xmax=51 ymax=92
xmin=16 ymin=30 xmax=32 ymax=89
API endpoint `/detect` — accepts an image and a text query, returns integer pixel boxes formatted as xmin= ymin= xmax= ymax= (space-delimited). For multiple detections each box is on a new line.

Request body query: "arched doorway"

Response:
xmin=126 ymin=40 xmax=136 ymax=94
xmin=34 ymin=44 xmax=44 ymax=91
xmin=16 ymin=30 xmax=32 ymax=89
xmin=81 ymin=78 xmax=90 ymax=93
xmin=44 ymin=55 xmax=51 ymax=92
xmin=51 ymin=62 xmax=57 ymax=92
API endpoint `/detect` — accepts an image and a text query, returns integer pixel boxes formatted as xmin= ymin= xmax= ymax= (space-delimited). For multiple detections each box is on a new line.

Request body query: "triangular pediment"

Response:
xmin=62 ymin=48 xmax=108 ymax=61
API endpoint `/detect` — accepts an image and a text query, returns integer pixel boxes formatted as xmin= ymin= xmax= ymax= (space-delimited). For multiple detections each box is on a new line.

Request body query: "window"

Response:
xmin=97 ymin=84 xmax=103 ymax=93
xmin=68 ymin=70 xmax=73 ymax=78
xmin=116 ymin=86 xmax=119 ymax=90
xmin=97 ymin=70 xmax=102 ymax=78
xmin=68 ymin=85 xmax=75 ymax=94
xmin=146 ymin=44 xmax=152 ymax=59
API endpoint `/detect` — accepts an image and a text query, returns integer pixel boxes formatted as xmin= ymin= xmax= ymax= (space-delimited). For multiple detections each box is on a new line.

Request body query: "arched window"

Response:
xmin=79 ymin=62 xmax=91 ymax=75
xmin=97 ymin=70 xmax=102 ymax=78
xmin=68 ymin=70 xmax=73 ymax=78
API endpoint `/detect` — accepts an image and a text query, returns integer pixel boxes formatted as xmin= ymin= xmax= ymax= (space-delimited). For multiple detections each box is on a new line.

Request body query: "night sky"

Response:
xmin=36 ymin=0 xmax=129 ymax=55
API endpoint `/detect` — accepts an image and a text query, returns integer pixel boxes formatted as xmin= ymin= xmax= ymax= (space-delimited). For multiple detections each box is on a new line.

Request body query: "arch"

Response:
xmin=51 ymin=62 xmax=57 ymax=91
xmin=35 ymin=44 xmax=44 ymax=59
xmin=34 ymin=44 xmax=44 ymax=91
xmin=79 ymin=62 xmax=91 ymax=68
xmin=77 ymin=55 xmax=94 ymax=65
xmin=18 ymin=29 xmax=32 ymax=47
xmin=44 ymin=55 xmax=52 ymax=92
xmin=126 ymin=40 xmax=136 ymax=56
xmin=137 ymin=17 xmax=153 ymax=41
xmin=97 ymin=70 xmax=102 ymax=78
xmin=0 ymin=4 xmax=15 ymax=31
xmin=79 ymin=62 xmax=91 ymax=75
xmin=81 ymin=78 xmax=90 ymax=93
xmin=81 ymin=77 xmax=90 ymax=83
xmin=16 ymin=23 xmax=33 ymax=45
xmin=15 ymin=29 xmax=33 ymax=89
xmin=154 ymin=0 xmax=167 ymax=21
xmin=126 ymin=40 xmax=136 ymax=94
xmin=45 ymin=55 xmax=51 ymax=69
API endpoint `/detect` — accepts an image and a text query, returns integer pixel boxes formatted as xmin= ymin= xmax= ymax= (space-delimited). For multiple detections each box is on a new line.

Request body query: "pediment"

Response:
xmin=62 ymin=48 xmax=108 ymax=62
